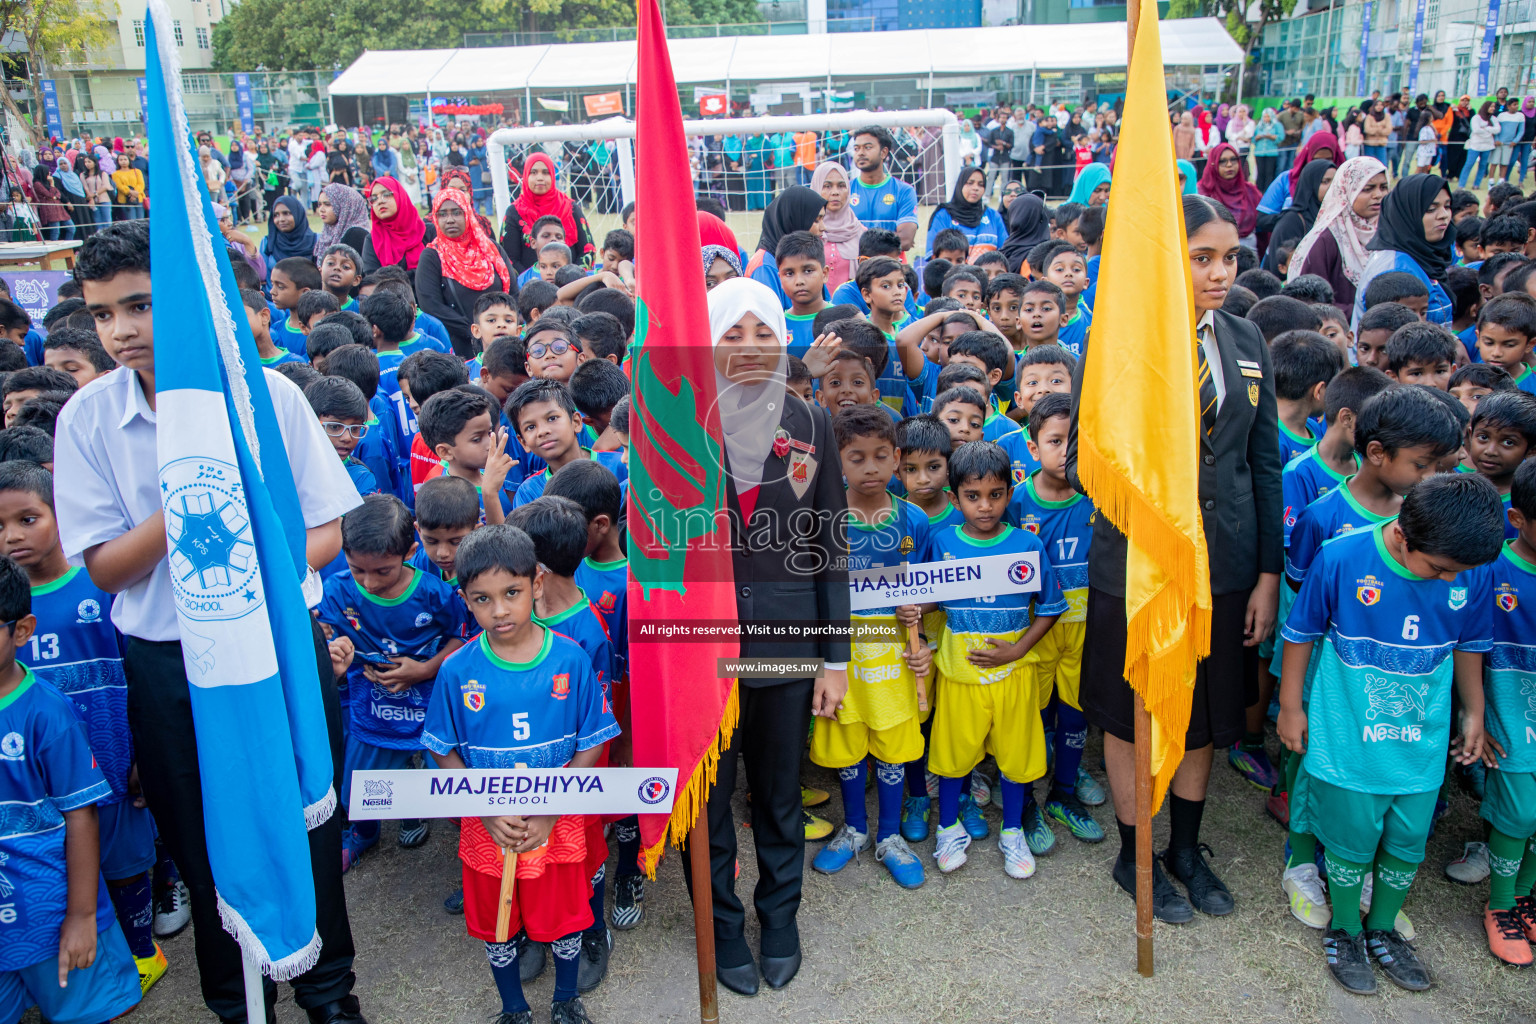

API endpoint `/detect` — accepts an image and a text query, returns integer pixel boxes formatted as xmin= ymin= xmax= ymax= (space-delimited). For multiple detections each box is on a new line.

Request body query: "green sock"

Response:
xmin=1286 ymin=830 xmax=1317 ymax=870
xmin=1324 ymin=849 xmax=1370 ymax=935
xmin=1284 ymin=745 xmax=1301 ymax=794
xmin=1488 ymin=829 xmax=1528 ymax=911
xmin=1516 ymin=837 xmax=1536 ymax=899
xmin=1364 ymin=851 xmax=1419 ymax=932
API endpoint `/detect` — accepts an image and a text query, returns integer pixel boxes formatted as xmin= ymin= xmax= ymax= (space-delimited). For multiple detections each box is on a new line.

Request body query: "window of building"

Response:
xmin=183 ymin=74 xmax=211 ymax=94
xmin=1426 ymin=0 xmax=1438 ymax=31
xmin=196 ymin=27 xmax=209 ymax=48
xmin=132 ymin=19 xmax=144 ymax=47
xmin=174 ymin=19 xmax=184 ymax=46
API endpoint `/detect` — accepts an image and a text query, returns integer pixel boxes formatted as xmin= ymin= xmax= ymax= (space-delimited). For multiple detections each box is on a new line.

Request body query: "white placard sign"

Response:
xmin=347 ymin=768 xmax=678 ymax=820
xmin=848 ymin=552 xmax=1041 ymax=612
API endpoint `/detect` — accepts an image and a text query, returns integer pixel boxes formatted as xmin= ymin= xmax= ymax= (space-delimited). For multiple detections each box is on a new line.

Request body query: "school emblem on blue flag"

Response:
xmin=144 ymin=0 xmax=335 ymax=980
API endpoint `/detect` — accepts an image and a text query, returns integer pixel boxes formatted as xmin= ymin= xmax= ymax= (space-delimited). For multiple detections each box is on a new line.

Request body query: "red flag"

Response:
xmin=627 ymin=0 xmax=739 ymax=875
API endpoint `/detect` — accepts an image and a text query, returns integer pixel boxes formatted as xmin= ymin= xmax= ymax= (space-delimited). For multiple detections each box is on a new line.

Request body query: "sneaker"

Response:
xmin=1111 ymin=855 xmax=1194 ymax=924
xmin=998 ymin=827 xmax=1037 ymax=880
xmin=397 ymin=818 xmax=429 ymax=848
xmin=1282 ymin=863 xmax=1331 ymax=929
xmin=874 ymin=834 xmax=925 ymax=889
xmin=1045 ymin=790 xmax=1105 ymax=843
xmin=933 ymin=822 xmax=971 ymax=873
xmin=802 ymin=809 xmax=834 ymax=842
xmin=1445 ymin=841 xmax=1491 ymax=884
xmin=551 ymin=996 xmax=595 ymax=1024
xmin=494 ymin=1012 xmax=534 ymax=1024
xmin=1359 ymin=873 xmax=1416 ymax=939
xmin=1265 ymin=789 xmax=1290 ymax=828
xmin=1365 ymin=929 xmax=1431 ymax=991
xmin=1164 ymin=844 xmax=1234 ymax=916
xmin=1021 ymin=799 xmax=1055 ymax=856
xmin=969 ymin=768 xmax=991 ymax=808
xmin=811 ymin=824 xmax=868 ymax=874
xmin=801 ymin=785 xmax=829 ymax=808
xmin=443 ymin=888 xmax=464 ymax=914
xmin=1228 ymin=745 xmax=1279 ymax=790
xmin=899 ymin=795 xmax=931 ymax=843
xmin=135 ymin=942 xmax=168 ymax=994
xmin=340 ymin=823 xmax=378 ymax=874
xmin=576 ymin=927 xmax=611 ymax=992
xmin=1513 ymin=895 xmax=1536 ymax=943
xmin=611 ymin=874 xmax=644 ymax=930
xmin=1485 ymin=905 xmax=1534 ymax=967
xmin=1322 ymin=928 xmax=1377 ymax=995
xmin=958 ymin=794 xmax=989 ymax=840
xmin=153 ymin=879 xmax=191 ymax=938
xmin=513 ymin=930 xmax=546 ymax=983
xmin=1075 ymin=767 xmax=1107 ymax=807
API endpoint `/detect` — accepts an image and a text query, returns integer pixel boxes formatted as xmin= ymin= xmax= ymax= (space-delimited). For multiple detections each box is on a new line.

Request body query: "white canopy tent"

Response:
xmin=328 ymin=17 xmax=1242 ymax=100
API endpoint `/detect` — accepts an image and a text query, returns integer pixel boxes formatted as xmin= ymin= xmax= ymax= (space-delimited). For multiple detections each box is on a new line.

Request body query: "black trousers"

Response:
xmin=682 ymin=678 xmax=813 ymax=942
xmin=124 ymin=618 xmax=356 ymax=1023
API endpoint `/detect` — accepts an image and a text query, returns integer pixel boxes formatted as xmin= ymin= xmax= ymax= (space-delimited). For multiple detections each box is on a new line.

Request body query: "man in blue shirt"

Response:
xmin=847 ymin=126 xmax=919 ymax=253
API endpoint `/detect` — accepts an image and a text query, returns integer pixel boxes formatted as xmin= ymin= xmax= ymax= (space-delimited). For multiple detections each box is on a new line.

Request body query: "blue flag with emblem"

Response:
xmin=144 ymin=0 xmax=334 ymax=978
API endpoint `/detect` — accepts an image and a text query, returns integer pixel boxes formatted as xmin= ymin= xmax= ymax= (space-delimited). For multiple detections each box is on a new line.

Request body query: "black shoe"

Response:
xmin=715 ymin=935 xmax=758 ymax=996
xmin=550 ymin=997 xmax=594 ymax=1024
xmin=758 ymin=925 xmax=801 ymax=990
xmin=1112 ymin=855 xmax=1194 ymax=924
xmin=1323 ymin=928 xmax=1378 ymax=995
xmin=611 ymin=874 xmax=644 ymax=930
xmin=576 ymin=927 xmax=611 ymax=993
xmin=304 ymin=996 xmax=368 ymax=1024
xmin=1163 ymin=844 xmax=1235 ymax=917
xmin=1366 ymin=929 xmax=1432 ymax=991
xmin=493 ymin=1013 xmax=534 ymax=1024
xmin=512 ymin=930 xmax=545 ymax=983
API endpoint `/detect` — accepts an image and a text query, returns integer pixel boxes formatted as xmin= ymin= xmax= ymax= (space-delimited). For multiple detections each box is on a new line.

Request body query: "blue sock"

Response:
xmin=551 ymin=931 xmax=582 ymax=1004
xmin=1000 ymin=777 xmax=1027 ymax=832
xmin=614 ymin=815 xmax=641 ymax=878
xmin=938 ymin=775 xmax=964 ymax=829
xmin=586 ymin=864 xmax=606 ymax=937
xmin=839 ymin=762 xmax=868 ymax=834
xmin=905 ymin=755 xmax=928 ymax=798
xmin=1053 ymin=702 xmax=1088 ymax=793
xmin=485 ymin=941 xmax=530 ymax=1015
xmin=109 ymin=873 xmax=155 ymax=958
xmin=874 ymin=760 xmax=905 ymax=841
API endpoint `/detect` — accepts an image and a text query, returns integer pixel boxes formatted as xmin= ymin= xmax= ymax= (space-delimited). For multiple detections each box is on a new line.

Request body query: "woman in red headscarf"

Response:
xmin=1198 ymin=142 xmax=1263 ymax=247
xmin=361 ymin=175 xmax=435 ymax=275
xmin=414 ymin=186 xmax=513 ymax=358
xmin=498 ymin=152 xmax=595 ymax=274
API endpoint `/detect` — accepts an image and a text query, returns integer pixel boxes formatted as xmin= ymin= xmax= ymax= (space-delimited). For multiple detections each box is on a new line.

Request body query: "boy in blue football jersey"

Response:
xmin=240 ymin=288 xmax=304 ymax=368
xmin=401 ymin=351 xmax=473 ymax=498
xmin=0 ymin=555 xmax=142 ymax=1024
xmin=319 ymin=243 xmax=364 ymax=313
xmin=420 ymin=386 xmax=519 ymax=525
xmin=1466 ymin=391 xmax=1536 ymax=538
xmin=294 ymin=289 xmax=341 ymax=340
xmin=267 ymin=256 xmax=321 ymax=356
xmin=1025 ymin=241 xmax=1093 ymax=358
xmin=777 ymin=231 xmax=829 ymax=358
xmin=412 ymin=476 xmax=480 ymax=591
xmin=325 ymin=343 xmax=406 ymax=503
xmin=304 ymin=376 xmax=379 ymax=498
xmin=318 ymin=495 xmax=468 ymax=871
xmin=509 ymin=379 xmax=626 ymax=508
xmin=1271 ymin=329 xmax=1346 ymax=467
xmin=895 ymin=308 xmax=994 ymax=413
xmin=923 ymin=441 xmax=1066 ymax=880
xmin=1279 ymin=473 xmax=1504 ymax=995
xmin=507 ymin=495 xmax=619 ymax=991
xmin=947 ymin=332 xmax=1018 ymax=436
xmin=1481 ymin=460 xmax=1536 ymax=964
xmin=1474 ymin=294 xmax=1536 ymax=394
xmin=359 ymin=265 xmax=453 ymax=352
xmin=810 ymin=408 xmax=932 ymax=889
xmin=0 ymin=463 xmax=168 ymax=992
xmin=423 ymin=525 xmax=617 ymax=1024
xmin=1007 ymin=394 xmax=1104 ymax=850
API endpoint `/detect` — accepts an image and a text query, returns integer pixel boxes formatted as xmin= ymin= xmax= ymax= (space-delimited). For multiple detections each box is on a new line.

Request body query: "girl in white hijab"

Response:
xmin=708 ymin=277 xmax=789 ymax=491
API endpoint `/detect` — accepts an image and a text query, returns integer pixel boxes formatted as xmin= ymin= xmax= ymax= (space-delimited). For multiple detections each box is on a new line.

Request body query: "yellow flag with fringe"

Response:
xmin=1076 ymin=4 xmax=1212 ymax=810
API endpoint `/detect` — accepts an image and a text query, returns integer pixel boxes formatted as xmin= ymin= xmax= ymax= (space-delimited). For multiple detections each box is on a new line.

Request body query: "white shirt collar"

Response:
xmin=116 ymin=368 xmax=157 ymax=429
xmin=1196 ymin=309 xmax=1215 ymax=333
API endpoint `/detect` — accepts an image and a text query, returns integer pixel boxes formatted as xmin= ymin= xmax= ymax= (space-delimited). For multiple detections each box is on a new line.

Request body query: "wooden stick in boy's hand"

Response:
xmin=895 ymin=604 xmax=930 ymax=713
xmin=495 ymin=761 xmax=530 ymax=943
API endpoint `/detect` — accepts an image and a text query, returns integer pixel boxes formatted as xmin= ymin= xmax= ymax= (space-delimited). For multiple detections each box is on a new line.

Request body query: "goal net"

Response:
xmin=487 ymin=110 xmax=962 ymax=254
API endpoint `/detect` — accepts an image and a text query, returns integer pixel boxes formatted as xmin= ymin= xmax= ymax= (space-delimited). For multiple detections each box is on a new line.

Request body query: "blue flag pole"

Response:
xmin=143 ymin=0 xmax=338 ymax=1010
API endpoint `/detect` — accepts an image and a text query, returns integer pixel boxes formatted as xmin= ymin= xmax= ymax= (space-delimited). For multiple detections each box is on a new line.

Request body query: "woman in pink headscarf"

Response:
xmin=808 ymin=162 xmax=864 ymax=291
xmin=1287 ymin=156 xmax=1389 ymax=315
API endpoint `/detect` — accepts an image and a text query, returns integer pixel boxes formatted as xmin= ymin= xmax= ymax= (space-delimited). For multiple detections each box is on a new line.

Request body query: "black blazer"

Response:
xmin=1066 ymin=308 xmax=1284 ymax=598
xmin=726 ymin=395 xmax=851 ymax=683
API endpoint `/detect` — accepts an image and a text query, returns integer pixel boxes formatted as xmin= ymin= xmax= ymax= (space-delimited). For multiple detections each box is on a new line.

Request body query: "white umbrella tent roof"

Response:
xmin=328 ymin=17 xmax=1242 ymax=97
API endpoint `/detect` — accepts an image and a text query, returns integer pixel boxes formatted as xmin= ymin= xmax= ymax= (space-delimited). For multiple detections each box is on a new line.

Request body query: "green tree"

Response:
xmin=0 ymin=0 xmax=114 ymax=143
xmin=1171 ymin=0 xmax=1296 ymax=101
xmin=211 ymin=0 xmax=760 ymax=71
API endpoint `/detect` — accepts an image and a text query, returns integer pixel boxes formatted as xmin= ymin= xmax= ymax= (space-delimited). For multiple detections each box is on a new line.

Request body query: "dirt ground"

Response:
xmin=100 ymin=730 xmax=1536 ymax=1024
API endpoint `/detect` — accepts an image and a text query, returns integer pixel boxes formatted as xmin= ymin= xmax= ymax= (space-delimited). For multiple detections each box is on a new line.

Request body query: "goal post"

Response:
xmin=487 ymin=108 xmax=962 ymax=250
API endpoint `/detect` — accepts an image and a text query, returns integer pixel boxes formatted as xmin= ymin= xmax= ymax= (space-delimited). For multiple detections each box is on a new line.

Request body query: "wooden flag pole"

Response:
xmin=1125 ymin=0 xmax=1156 ymax=980
xmin=688 ymin=815 xmax=720 ymax=1024
xmin=906 ymin=624 xmax=929 ymax=714
xmin=495 ymin=762 xmax=529 ymax=943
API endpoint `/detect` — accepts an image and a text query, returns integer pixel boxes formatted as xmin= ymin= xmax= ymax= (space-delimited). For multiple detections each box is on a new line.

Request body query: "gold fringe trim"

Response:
xmin=639 ymin=681 xmax=740 ymax=879
xmin=1076 ymin=432 xmax=1212 ymax=811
